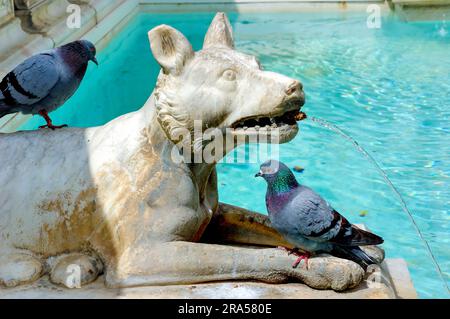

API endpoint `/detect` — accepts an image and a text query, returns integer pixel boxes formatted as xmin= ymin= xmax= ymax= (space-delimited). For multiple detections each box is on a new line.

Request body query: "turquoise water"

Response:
xmin=20 ymin=12 xmax=449 ymax=298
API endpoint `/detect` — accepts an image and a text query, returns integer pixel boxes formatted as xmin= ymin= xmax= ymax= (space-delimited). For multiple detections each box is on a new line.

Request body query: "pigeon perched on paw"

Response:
xmin=256 ymin=160 xmax=384 ymax=270
xmin=0 ymin=40 xmax=98 ymax=130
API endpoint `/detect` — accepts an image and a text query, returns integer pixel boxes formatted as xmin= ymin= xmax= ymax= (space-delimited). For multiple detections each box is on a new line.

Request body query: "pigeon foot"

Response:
xmin=277 ymin=246 xmax=311 ymax=269
xmin=39 ymin=124 xmax=68 ymax=130
xmin=292 ymin=251 xmax=310 ymax=269
xmin=0 ymin=251 xmax=43 ymax=287
xmin=38 ymin=110 xmax=68 ymax=130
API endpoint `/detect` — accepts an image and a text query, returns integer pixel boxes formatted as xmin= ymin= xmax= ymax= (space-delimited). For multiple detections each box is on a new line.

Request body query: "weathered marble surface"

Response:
xmin=0 ymin=277 xmax=394 ymax=299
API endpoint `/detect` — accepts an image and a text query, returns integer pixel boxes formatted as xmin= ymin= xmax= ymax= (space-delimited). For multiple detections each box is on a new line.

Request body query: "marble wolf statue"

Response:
xmin=0 ymin=13 xmax=374 ymax=291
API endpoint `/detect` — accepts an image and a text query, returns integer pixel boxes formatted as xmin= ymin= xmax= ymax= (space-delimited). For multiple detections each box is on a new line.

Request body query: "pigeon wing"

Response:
xmin=285 ymin=187 xmax=338 ymax=242
xmin=287 ymin=187 xmax=383 ymax=246
xmin=0 ymin=53 xmax=60 ymax=108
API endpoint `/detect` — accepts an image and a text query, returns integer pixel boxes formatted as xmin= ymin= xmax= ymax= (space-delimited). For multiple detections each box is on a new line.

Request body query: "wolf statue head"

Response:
xmin=149 ymin=13 xmax=305 ymax=161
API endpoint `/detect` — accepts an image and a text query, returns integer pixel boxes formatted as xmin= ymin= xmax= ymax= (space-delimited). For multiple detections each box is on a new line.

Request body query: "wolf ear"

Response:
xmin=203 ymin=12 xmax=234 ymax=49
xmin=148 ymin=25 xmax=194 ymax=75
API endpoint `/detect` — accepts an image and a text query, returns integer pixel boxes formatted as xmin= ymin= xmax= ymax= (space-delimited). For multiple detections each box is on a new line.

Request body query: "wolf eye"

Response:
xmin=222 ymin=69 xmax=236 ymax=81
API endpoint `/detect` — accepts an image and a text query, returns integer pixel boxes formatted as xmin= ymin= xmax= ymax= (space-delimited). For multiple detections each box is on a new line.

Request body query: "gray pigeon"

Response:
xmin=0 ymin=40 xmax=97 ymax=130
xmin=256 ymin=159 xmax=384 ymax=269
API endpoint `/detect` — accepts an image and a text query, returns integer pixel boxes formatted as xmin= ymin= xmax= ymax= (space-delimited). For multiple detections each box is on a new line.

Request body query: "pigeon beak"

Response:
xmin=91 ymin=57 xmax=98 ymax=66
xmin=255 ymin=171 xmax=262 ymax=178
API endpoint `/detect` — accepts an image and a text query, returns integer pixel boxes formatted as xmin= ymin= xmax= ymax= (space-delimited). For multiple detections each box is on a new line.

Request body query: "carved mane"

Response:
xmin=154 ymin=73 xmax=197 ymax=150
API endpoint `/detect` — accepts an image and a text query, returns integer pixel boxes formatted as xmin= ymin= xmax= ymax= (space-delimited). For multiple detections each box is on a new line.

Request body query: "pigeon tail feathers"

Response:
xmin=330 ymin=215 xmax=384 ymax=247
xmin=331 ymin=245 xmax=378 ymax=270
xmin=342 ymin=226 xmax=384 ymax=246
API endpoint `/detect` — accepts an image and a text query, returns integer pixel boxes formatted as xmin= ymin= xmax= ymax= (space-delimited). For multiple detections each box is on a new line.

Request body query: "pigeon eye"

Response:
xmin=222 ymin=69 xmax=236 ymax=81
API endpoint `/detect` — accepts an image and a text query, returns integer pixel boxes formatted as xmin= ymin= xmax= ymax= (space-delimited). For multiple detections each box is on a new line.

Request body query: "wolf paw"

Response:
xmin=49 ymin=253 xmax=103 ymax=288
xmin=0 ymin=252 xmax=43 ymax=288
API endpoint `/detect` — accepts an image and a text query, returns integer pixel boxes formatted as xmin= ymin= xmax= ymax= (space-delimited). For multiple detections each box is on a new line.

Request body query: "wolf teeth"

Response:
xmin=233 ymin=109 xmax=303 ymax=130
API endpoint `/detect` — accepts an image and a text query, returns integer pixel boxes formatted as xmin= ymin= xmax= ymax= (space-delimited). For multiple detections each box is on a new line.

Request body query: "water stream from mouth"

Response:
xmin=308 ymin=116 xmax=449 ymax=294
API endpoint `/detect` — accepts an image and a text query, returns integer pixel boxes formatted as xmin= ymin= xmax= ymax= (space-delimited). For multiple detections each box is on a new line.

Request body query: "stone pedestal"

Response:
xmin=0 ymin=258 xmax=417 ymax=299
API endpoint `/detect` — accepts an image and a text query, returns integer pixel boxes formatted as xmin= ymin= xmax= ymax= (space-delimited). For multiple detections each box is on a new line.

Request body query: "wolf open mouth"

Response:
xmin=230 ymin=98 xmax=306 ymax=143
xmin=231 ymin=109 xmax=307 ymax=130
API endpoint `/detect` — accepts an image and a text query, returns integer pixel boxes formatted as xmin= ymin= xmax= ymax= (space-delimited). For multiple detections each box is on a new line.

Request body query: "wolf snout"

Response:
xmin=285 ymin=81 xmax=305 ymax=106
xmin=285 ymin=81 xmax=303 ymax=95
